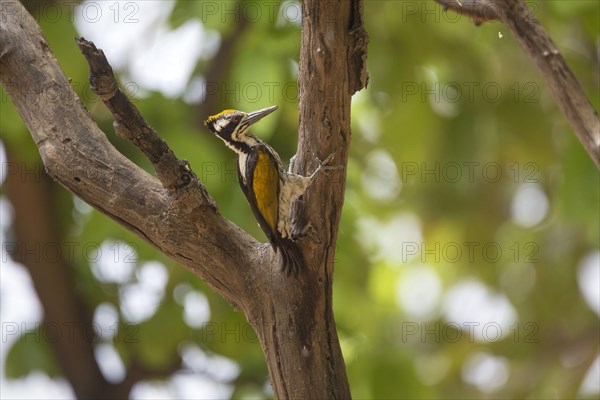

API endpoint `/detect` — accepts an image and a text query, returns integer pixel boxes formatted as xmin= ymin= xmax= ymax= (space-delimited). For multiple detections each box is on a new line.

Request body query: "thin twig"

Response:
xmin=76 ymin=37 xmax=218 ymax=199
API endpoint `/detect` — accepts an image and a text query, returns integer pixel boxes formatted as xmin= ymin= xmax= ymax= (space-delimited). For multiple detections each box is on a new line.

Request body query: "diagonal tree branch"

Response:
xmin=436 ymin=0 xmax=500 ymax=25
xmin=0 ymin=0 xmax=260 ymax=315
xmin=435 ymin=0 xmax=600 ymax=168
xmin=1 ymin=0 xmax=367 ymax=397
xmin=76 ymin=38 xmax=212 ymax=197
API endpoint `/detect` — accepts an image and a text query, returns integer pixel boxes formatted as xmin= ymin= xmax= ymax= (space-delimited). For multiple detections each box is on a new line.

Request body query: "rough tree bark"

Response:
xmin=435 ymin=0 xmax=600 ymax=169
xmin=0 ymin=0 xmax=367 ymax=398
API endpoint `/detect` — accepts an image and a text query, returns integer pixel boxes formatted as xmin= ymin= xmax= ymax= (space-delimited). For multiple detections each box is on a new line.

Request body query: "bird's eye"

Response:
xmin=231 ymin=116 xmax=240 ymax=123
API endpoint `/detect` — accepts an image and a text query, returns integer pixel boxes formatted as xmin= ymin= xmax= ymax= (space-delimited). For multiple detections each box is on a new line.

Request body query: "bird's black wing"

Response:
xmin=240 ymin=146 xmax=280 ymax=246
xmin=240 ymin=146 xmax=302 ymax=275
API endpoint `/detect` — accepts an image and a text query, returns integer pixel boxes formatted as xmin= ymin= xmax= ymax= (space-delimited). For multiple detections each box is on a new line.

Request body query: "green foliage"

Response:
xmin=4 ymin=329 xmax=59 ymax=378
xmin=1 ymin=0 xmax=598 ymax=398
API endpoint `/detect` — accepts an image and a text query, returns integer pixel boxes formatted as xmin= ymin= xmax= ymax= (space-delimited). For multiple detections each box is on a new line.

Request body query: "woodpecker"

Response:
xmin=204 ymin=106 xmax=331 ymax=275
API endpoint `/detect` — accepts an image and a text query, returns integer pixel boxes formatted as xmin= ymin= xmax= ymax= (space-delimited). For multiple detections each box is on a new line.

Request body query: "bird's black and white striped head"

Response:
xmin=204 ymin=106 xmax=277 ymax=154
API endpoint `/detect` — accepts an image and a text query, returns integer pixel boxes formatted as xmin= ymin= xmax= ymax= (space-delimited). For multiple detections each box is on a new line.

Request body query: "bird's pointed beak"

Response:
xmin=245 ymin=105 xmax=278 ymax=125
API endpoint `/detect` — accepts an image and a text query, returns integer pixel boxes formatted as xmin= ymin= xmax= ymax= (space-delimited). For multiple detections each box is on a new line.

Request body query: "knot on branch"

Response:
xmin=92 ymin=74 xmax=118 ymax=101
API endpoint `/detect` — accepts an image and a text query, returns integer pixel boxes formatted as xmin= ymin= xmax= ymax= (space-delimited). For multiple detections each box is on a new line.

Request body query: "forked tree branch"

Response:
xmin=0 ymin=0 xmax=261 ymax=316
xmin=1 ymin=0 xmax=367 ymax=397
xmin=435 ymin=0 xmax=600 ymax=168
xmin=245 ymin=0 xmax=368 ymax=398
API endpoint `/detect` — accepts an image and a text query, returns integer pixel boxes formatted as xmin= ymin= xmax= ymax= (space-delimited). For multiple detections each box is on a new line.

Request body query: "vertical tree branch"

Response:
xmin=4 ymin=146 xmax=109 ymax=399
xmin=248 ymin=0 xmax=368 ymax=398
xmin=199 ymin=4 xmax=250 ymax=124
xmin=3 ymin=151 xmax=186 ymax=397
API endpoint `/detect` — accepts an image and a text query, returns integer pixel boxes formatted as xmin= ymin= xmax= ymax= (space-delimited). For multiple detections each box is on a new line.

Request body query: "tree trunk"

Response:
xmin=245 ymin=1 xmax=368 ymax=398
xmin=0 ymin=0 xmax=368 ymax=397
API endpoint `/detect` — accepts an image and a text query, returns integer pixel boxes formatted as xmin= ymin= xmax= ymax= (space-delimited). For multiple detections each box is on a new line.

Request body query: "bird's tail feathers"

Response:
xmin=274 ymin=237 xmax=303 ymax=276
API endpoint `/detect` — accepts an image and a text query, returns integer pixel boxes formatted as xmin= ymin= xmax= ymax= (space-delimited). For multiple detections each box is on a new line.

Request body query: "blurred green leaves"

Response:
xmin=1 ymin=0 xmax=598 ymax=398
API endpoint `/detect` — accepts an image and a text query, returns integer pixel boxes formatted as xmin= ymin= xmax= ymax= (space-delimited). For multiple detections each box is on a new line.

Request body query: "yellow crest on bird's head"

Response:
xmin=204 ymin=106 xmax=277 ymax=145
xmin=204 ymin=109 xmax=238 ymax=126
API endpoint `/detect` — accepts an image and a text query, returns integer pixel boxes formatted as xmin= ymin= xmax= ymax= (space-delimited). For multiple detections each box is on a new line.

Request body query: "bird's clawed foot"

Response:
xmin=313 ymin=152 xmax=343 ymax=178
xmin=292 ymin=223 xmax=322 ymax=244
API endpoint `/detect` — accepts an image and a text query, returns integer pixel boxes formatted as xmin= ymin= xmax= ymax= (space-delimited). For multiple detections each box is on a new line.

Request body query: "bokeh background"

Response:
xmin=1 ymin=0 xmax=598 ymax=398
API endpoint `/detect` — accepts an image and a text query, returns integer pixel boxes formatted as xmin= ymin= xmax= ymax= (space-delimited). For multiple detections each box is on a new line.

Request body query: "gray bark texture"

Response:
xmin=0 ymin=0 xmax=368 ymax=398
